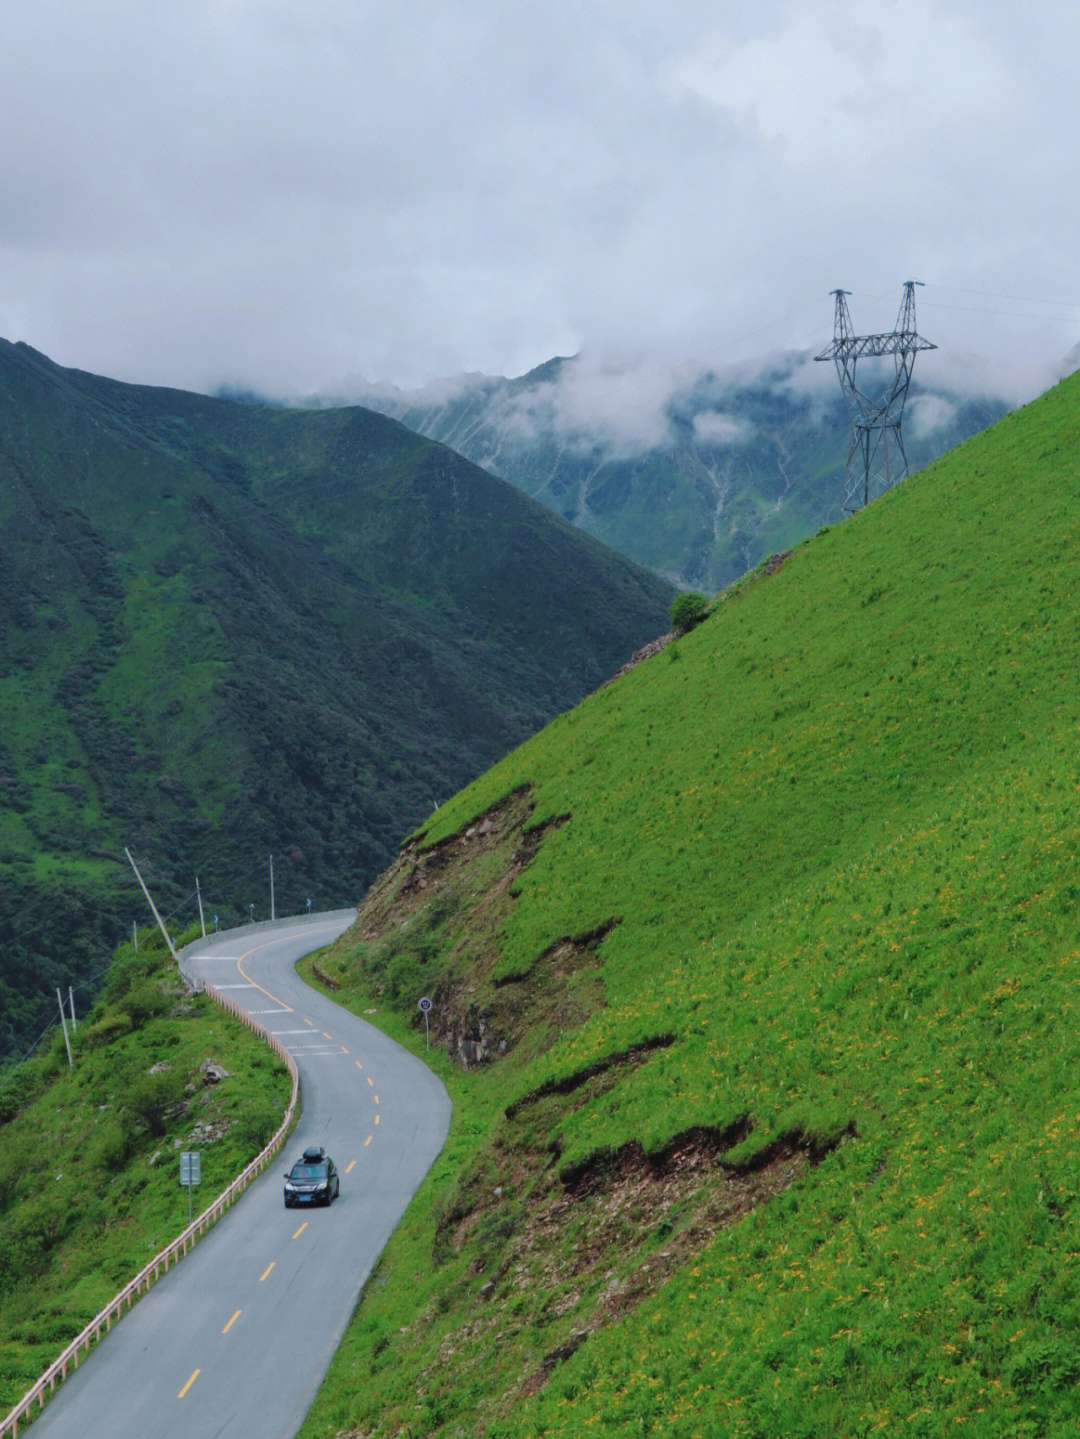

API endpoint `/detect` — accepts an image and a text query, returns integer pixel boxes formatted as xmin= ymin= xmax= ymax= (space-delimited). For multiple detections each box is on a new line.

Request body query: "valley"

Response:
xmin=0 ymin=338 xmax=673 ymax=1060
xmin=4 ymin=345 xmax=1080 ymax=1438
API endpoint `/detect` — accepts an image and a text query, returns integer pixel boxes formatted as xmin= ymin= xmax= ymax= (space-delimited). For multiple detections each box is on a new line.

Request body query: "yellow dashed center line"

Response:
xmin=345 ymin=1160 xmax=357 ymax=1174
xmin=366 ymin=1076 xmax=373 ymax=1086
xmin=340 ymin=1045 xmax=349 ymax=1054
xmin=222 ymin=1309 xmax=242 ymax=1335
xmin=259 ymin=1262 xmax=275 ymax=1282
xmin=373 ymin=1094 xmax=379 ymax=1105
xmin=178 ymin=1369 xmax=201 ymax=1399
xmin=292 ymin=1221 xmax=308 ymax=1240
xmin=355 ymin=1060 xmax=363 ymax=1071
xmin=323 ymin=1031 xmax=333 ymax=1040
xmin=364 ymin=1135 xmax=373 ymax=1147
xmin=374 ymin=1114 xmax=380 ymax=1125
xmin=227 ymin=922 xmax=351 ymax=1014
xmin=304 ymin=1018 xmax=314 ymax=1027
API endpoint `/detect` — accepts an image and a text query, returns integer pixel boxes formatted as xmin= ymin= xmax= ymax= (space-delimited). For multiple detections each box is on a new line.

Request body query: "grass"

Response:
xmin=0 ymin=925 xmax=292 ymax=1415
xmin=295 ymin=369 xmax=1080 ymax=1435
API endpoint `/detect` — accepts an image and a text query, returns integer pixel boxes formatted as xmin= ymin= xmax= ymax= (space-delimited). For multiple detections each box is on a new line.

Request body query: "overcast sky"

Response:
xmin=2 ymin=1 xmax=1077 ymax=404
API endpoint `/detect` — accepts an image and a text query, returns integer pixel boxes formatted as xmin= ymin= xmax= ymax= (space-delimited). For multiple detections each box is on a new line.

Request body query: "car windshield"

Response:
xmin=290 ymin=1163 xmax=327 ymax=1180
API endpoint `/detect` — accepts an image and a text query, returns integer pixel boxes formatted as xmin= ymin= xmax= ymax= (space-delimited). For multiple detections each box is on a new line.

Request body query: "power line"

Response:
xmin=921 ymin=298 xmax=1077 ymax=324
xmin=929 ymin=283 xmax=1080 ymax=311
xmin=849 ymin=287 xmax=1079 ymax=325
xmin=713 ymin=296 xmax=826 ymax=353
xmin=6 ymin=1017 xmax=59 ymax=1068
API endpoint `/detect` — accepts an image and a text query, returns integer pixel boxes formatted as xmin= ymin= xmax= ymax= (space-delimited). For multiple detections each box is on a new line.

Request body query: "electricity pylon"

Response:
xmin=815 ymin=282 xmax=936 ymax=512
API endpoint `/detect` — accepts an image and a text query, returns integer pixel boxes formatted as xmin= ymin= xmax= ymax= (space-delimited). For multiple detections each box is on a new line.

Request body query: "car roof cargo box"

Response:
xmin=302 ymin=1146 xmax=326 ymax=1163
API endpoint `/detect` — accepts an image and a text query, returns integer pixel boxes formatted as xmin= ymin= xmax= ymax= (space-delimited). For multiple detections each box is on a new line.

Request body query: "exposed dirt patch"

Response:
xmin=541 ymin=1329 xmax=588 ymax=1371
xmin=505 ymin=1033 xmax=675 ymax=1120
xmin=763 ymin=548 xmax=794 ymax=576
xmin=558 ymin=1116 xmax=753 ymax=1194
xmin=352 ymin=784 xmax=538 ymax=941
xmin=605 ymin=630 xmax=678 ymax=685
xmin=494 ymin=915 xmax=620 ymax=988
xmin=436 ymin=993 xmax=510 ymax=1069
xmin=559 ymin=1118 xmax=854 ymax=1194
xmin=426 ymin=898 xmax=607 ymax=1071
xmin=431 ymin=1034 xmax=857 ymax=1401
xmin=318 ymin=787 xmax=607 ymax=1070
xmin=505 ymin=1118 xmax=856 ymax=1394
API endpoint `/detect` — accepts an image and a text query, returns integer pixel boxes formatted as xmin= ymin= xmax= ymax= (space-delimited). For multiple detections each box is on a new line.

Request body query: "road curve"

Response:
xmin=31 ymin=912 xmax=452 ymax=1439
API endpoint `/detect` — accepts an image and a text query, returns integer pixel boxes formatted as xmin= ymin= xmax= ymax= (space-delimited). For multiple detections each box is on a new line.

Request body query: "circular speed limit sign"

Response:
xmin=418 ymin=996 xmax=433 ymax=1013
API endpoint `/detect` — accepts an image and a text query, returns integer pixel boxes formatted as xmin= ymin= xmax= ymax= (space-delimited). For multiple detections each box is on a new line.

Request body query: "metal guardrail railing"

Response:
xmin=0 ymin=956 xmax=305 ymax=1438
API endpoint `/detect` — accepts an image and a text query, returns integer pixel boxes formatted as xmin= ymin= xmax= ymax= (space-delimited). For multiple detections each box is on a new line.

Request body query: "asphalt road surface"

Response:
xmin=31 ymin=912 xmax=452 ymax=1439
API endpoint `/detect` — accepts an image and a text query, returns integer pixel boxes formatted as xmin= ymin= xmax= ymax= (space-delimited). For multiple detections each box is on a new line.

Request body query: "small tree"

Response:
xmin=669 ymin=591 xmax=709 ymax=635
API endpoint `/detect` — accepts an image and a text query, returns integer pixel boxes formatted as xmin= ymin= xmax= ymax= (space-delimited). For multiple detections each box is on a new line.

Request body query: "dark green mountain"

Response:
xmin=0 ymin=339 xmax=673 ymax=1060
xmin=336 ymin=354 xmax=1007 ymax=587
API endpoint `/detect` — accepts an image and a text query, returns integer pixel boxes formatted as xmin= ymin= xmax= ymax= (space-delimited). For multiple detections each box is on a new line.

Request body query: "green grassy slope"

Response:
xmin=0 ymin=339 xmax=673 ymax=1059
xmin=0 ymin=925 xmax=290 ymax=1413
xmin=299 ymin=370 xmax=1080 ymax=1436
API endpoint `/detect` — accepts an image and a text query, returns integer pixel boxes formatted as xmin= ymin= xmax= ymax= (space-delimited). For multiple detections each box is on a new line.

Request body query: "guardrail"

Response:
xmin=0 ymin=973 xmax=301 ymax=1438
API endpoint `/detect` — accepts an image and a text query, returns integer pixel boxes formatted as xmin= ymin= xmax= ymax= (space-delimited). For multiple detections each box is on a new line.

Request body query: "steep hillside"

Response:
xmin=0 ymin=339 xmax=673 ymax=1059
xmin=337 ymin=353 xmax=1006 ymax=588
xmin=299 ymin=369 xmax=1080 ymax=1436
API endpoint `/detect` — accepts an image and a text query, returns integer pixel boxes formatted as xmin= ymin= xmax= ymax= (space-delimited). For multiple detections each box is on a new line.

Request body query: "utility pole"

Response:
xmin=68 ymin=985 xmax=77 ymax=1032
xmin=815 ymin=282 xmax=936 ymax=512
xmin=195 ymin=876 xmax=206 ymax=938
xmin=57 ymin=989 xmax=73 ymax=1067
xmin=132 ymin=921 xmax=138 ymax=953
xmin=125 ymin=848 xmax=180 ymax=962
xmin=269 ymin=854 xmax=276 ymax=923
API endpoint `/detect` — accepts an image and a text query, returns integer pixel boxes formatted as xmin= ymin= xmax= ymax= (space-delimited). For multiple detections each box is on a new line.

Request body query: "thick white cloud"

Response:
xmin=693 ymin=410 xmax=753 ymax=446
xmin=669 ymin=1 xmax=1013 ymax=170
xmin=0 ymin=1 xmax=1077 ymax=400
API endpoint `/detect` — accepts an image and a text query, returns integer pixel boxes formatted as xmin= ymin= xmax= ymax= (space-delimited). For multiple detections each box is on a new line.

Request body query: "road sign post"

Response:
xmin=418 ymin=996 xmax=433 ymax=1049
xmin=180 ymin=1151 xmax=202 ymax=1224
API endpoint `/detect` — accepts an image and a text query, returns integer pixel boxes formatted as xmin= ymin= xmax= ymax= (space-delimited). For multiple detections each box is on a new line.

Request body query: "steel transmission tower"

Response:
xmin=815 ymin=282 xmax=936 ymax=512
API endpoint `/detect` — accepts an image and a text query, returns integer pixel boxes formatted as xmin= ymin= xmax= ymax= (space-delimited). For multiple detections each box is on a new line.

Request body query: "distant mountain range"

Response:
xmin=325 ymin=353 xmax=1009 ymax=588
xmin=0 ymin=339 xmax=673 ymax=1059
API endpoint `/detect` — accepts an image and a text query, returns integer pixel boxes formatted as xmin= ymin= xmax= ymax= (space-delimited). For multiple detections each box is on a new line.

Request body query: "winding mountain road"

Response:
xmin=31 ymin=912 xmax=452 ymax=1439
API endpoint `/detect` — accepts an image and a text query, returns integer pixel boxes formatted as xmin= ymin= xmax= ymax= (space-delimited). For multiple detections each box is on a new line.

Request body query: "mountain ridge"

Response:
xmin=328 ymin=350 xmax=1009 ymax=587
xmin=0 ymin=337 xmax=673 ymax=1060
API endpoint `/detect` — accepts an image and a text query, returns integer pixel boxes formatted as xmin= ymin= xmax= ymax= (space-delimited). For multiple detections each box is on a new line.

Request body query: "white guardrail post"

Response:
xmin=0 ymin=913 xmax=353 ymax=1438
